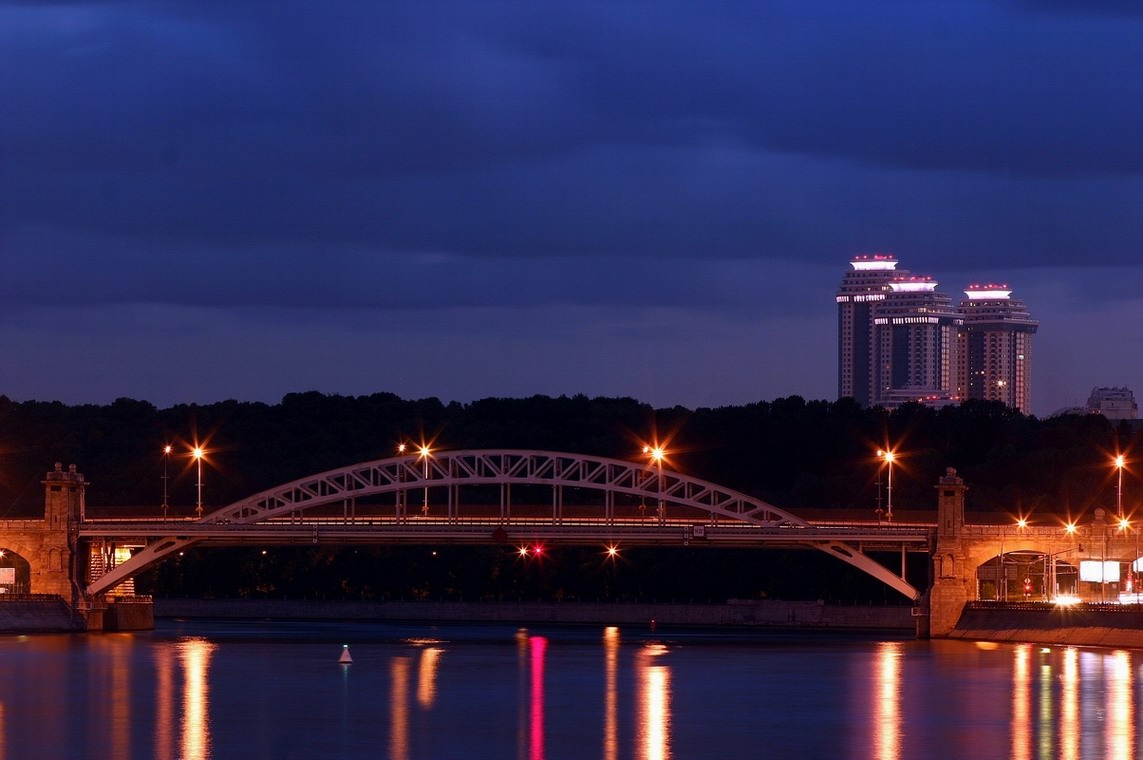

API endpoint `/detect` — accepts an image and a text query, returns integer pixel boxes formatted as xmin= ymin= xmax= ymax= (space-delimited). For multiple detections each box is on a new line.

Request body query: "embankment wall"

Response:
xmin=0 ymin=600 xmax=81 ymax=633
xmin=951 ymin=605 xmax=1143 ymax=648
xmin=154 ymin=598 xmax=914 ymax=630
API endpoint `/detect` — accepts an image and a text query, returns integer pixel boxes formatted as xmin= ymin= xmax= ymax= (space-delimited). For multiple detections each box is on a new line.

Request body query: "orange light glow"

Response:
xmin=1065 ymin=522 xmax=1077 ymax=535
xmin=191 ymin=446 xmax=204 ymax=460
xmin=606 ymin=544 xmax=619 ymax=558
xmin=518 ymin=546 xmax=529 ymax=558
xmin=1016 ymin=518 xmax=1028 ymax=529
xmin=1116 ymin=454 xmax=1126 ymax=469
xmin=419 ymin=445 xmax=431 ymax=458
xmin=1120 ymin=518 xmax=1131 ymax=531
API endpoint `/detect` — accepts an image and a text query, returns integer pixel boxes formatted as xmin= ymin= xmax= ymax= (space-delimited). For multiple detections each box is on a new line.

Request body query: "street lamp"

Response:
xmin=192 ymin=446 xmax=205 ymax=519
xmin=161 ymin=444 xmax=172 ymax=520
xmin=644 ymin=445 xmax=665 ymax=523
xmin=419 ymin=445 xmax=431 ymax=517
xmin=396 ymin=443 xmax=408 ymax=521
xmin=878 ymin=449 xmax=896 ymax=522
xmin=1115 ymin=454 xmax=1126 ymax=520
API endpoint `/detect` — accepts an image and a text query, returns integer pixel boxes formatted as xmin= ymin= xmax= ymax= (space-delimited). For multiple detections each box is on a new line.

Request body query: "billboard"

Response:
xmin=1079 ymin=560 xmax=1121 ymax=583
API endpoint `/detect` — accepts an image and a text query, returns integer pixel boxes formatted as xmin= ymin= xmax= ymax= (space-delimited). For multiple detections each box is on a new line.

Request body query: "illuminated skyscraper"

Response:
xmin=871 ymin=275 xmax=963 ymax=408
xmin=959 ymin=285 xmax=1038 ymax=413
xmin=836 ymin=255 xmax=904 ymax=407
xmin=837 ymin=259 xmax=1037 ymax=413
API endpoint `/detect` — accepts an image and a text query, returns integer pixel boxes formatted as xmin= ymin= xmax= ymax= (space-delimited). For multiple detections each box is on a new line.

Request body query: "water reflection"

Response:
xmin=178 ymin=638 xmax=216 ymax=760
xmin=155 ymin=646 xmax=174 ymax=760
xmin=417 ymin=648 xmax=442 ymax=708
xmin=389 ymin=657 xmax=410 ymax=760
xmin=530 ymin=636 xmax=547 ymax=760
xmin=1108 ymin=651 xmax=1133 ymax=760
xmin=1012 ymin=644 xmax=1030 ymax=760
xmin=603 ymin=627 xmax=619 ymax=760
xmin=872 ymin=641 xmax=901 ymax=760
xmin=1061 ymin=647 xmax=1079 ymax=760
xmin=637 ymin=644 xmax=671 ymax=760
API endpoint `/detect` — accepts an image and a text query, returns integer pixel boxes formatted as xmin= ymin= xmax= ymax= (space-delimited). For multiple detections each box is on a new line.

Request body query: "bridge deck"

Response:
xmin=80 ymin=516 xmax=933 ymax=551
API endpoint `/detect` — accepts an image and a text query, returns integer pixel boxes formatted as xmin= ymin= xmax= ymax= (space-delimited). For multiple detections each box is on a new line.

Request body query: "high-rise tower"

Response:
xmin=959 ymin=285 xmax=1038 ymax=413
xmin=871 ymin=275 xmax=963 ymax=407
xmin=836 ymin=255 xmax=904 ymax=407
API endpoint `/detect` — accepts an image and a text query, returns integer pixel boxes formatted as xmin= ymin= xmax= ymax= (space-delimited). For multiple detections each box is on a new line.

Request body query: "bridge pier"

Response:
xmin=927 ymin=468 xmax=971 ymax=637
xmin=0 ymin=463 xmax=152 ymax=632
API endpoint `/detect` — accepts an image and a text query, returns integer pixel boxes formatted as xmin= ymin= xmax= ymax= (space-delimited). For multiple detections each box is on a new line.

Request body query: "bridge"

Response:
xmin=4 ymin=453 xmax=1134 ymax=635
xmin=80 ymin=450 xmax=931 ymax=599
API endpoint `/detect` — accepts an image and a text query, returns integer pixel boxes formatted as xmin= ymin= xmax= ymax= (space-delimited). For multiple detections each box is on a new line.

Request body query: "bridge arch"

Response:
xmin=86 ymin=450 xmax=922 ymax=599
xmin=0 ymin=547 xmax=32 ymax=594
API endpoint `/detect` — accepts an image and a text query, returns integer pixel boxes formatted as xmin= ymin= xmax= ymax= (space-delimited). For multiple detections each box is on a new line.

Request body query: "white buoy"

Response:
xmin=339 ymin=644 xmax=353 ymax=664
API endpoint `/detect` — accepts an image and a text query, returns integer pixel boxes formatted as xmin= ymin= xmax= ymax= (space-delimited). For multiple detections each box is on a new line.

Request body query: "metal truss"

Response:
xmin=85 ymin=450 xmax=923 ymax=599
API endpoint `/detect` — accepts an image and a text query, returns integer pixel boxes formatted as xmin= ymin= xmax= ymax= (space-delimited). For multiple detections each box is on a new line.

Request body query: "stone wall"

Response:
xmin=951 ymin=604 xmax=1143 ymax=648
xmin=154 ymin=598 xmax=914 ymax=630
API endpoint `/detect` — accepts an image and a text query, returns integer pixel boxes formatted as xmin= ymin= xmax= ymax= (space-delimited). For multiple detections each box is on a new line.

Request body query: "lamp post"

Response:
xmin=161 ymin=444 xmax=172 ymax=520
xmin=192 ymin=446 xmax=205 ymax=519
xmin=1115 ymin=454 xmax=1126 ymax=520
xmin=878 ymin=449 xmax=896 ymax=523
xmin=644 ymin=445 xmax=665 ymax=524
xmin=396 ymin=443 xmax=407 ymax=522
xmin=419 ymin=445 xmax=431 ymax=517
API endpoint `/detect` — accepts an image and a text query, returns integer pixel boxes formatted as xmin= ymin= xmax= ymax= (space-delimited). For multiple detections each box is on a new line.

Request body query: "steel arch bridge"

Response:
xmin=83 ymin=449 xmax=929 ymax=598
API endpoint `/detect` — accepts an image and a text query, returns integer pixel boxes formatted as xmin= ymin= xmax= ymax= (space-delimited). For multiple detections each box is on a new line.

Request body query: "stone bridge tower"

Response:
xmin=929 ymin=467 xmax=970 ymax=636
xmin=0 ymin=463 xmax=86 ymax=601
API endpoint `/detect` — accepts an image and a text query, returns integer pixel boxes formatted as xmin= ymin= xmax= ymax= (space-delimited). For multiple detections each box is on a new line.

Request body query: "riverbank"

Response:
xmin=153 ymin=598 xmax=915 ymax=631
xmin=949 ymin=602 xmax=1143 ymax=648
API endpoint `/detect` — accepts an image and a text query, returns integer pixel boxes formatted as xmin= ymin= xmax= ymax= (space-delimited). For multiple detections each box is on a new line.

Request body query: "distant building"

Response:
xmin=836 ymin=255 xmax=903 ymax=408
xmin=959 ymin=285 xmax=1038 ymax=414
xmin=1087 ymin=387 xmax=1138 ymax=420
xmin=837 ymin=259 xmax=1038 ymax=413
xmin=872 ymin=275 xmax=963 ymax=408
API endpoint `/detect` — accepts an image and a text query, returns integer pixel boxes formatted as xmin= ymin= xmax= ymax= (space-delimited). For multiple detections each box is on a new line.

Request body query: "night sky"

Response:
xmin=2 ymin=2 xmax=1140 ymax=416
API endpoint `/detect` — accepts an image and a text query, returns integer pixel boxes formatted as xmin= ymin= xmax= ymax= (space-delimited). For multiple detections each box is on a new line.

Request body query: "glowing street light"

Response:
xmin=418 ymin=444 xmax=432 ymax=517
xmin=644 ymin=445 xmax=666 ymax=523
xmin=161 ymin=444 xmax=172 ymax=520
xmin=1115 ymin=454 xmax=1126 ymax=520
xmin=396 ymin=442 xmax=409 ymax=521
xmin=191 ymin=446 xmax=205 ymax=519
xmin=877 ymin=449 xmax=896 ymax=522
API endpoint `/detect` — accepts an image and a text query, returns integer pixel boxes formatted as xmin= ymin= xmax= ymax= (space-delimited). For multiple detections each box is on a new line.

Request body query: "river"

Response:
xmin=0 ymin=619 xmax=1137 ymax=759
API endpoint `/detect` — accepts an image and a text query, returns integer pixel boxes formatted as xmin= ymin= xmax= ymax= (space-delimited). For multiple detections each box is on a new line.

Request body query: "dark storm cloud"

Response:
xmin=1 ymin=0 xmax=1141 ymax=309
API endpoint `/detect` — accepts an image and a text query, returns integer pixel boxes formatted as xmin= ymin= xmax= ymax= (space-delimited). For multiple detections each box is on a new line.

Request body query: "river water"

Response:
xmin=0 ymin=619 xmax=1137 ymax=759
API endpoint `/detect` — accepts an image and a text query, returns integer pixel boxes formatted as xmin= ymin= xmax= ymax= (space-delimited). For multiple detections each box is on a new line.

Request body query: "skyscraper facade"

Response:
xmin=872 ymin=275 xmax=963 ymax=408
xmin=836 ymin=258 xmax=1038 ymax=413
xmin=836 ymin=255 xmax=903 ymax=407
xmin=960 ymin=285 xmax=1038 ymax=413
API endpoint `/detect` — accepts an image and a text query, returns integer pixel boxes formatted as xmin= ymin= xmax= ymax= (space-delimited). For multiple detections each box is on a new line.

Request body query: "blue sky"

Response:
xmin=1 ymin=1 xmax=1141 ymax=415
